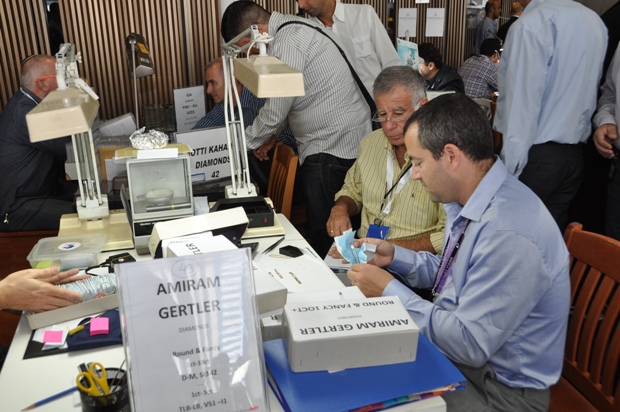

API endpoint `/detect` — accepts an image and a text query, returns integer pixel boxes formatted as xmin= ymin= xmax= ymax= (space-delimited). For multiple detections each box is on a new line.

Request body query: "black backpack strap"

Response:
xmin=276 ymin=20 xmax=377 ymax=114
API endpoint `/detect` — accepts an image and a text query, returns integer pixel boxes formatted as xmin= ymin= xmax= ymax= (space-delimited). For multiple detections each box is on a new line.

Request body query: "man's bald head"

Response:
xmin=511 ymin=1 xmax=524 ymax=15
xmin=20 ymin=55 xmax=56 ymax=89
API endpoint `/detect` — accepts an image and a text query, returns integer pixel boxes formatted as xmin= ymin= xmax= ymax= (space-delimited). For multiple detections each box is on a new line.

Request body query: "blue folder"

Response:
xmin=264 ymin=335 xmax=465 ymax=412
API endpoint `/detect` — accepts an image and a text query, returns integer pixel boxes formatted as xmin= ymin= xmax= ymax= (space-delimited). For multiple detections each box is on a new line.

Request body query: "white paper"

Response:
xmin=398 ymin=8 xmax=417 ymax=38
xmin=425 ymin=8 xmax=445 ymax=37
xmin=117 ymin=251 xmax=267 ymax=412
xmin=397 ymin=38 xmax=420 ymax=71
xmin=174 ymin=86 xmax=207 ymax=133
xmin=175 ymin=127 xmax=231 ymax=183
xmin=416 ymin=0 xmax=429 ymax=3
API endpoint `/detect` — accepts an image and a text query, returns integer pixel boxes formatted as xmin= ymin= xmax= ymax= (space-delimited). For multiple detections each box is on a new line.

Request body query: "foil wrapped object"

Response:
xmin=129 ymin=127 xmax=169 ymax=149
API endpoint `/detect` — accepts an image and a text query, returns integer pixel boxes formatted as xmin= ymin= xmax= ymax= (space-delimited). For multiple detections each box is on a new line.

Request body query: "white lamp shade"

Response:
xmin=233 ymin=55 xmax=305 ymax=98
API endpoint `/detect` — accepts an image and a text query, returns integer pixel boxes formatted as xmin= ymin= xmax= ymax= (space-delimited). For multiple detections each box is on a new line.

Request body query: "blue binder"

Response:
xmin=264 ymin=335 xmax=465 ymax=412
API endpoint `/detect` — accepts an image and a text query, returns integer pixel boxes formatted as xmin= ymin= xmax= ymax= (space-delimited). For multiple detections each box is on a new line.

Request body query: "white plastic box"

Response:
xmin=282 ymin=296 xmax=419 ymax=372
xmin=27 ymin=234 xmax=106 ymax=269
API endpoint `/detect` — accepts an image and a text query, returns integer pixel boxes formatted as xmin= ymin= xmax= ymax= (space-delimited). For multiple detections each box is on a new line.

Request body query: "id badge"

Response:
xmin=367 ymin=224 xmax=390 ymax=240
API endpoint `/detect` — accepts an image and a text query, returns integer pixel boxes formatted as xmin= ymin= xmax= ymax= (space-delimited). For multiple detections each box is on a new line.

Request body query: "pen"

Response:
xmin=262 ymin=237 xmax=285 ymax=255
xmin=22 ymin=386 xmax=78 ymax=411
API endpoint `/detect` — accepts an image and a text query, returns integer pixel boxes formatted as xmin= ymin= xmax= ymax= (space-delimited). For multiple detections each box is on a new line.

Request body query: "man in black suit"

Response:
xmin=497 ymin=2 xmax=523 ymax=42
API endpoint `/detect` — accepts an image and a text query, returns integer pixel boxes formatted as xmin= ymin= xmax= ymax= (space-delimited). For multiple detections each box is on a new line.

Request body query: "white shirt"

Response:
xmin=309 ymin=1 xmax=401 ymax=95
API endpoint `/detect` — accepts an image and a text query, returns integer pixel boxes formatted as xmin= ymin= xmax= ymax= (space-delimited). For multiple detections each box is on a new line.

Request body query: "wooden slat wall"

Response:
xmin=0 ymin=0 xmax=49 ymax=111
xmin=60 ymin=0 xmax=187 ymax=121
xmin=184 ymin=0 xmax=221 ymax=90
xmin=396 ymin=0 xmax=446 ymax=58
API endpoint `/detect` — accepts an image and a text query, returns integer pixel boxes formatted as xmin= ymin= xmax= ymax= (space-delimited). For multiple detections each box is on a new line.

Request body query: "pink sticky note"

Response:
xmin=43 ymin=330 xmax=64 ymax=343
xmin=90 ymin=317 xmax=109 ymax=336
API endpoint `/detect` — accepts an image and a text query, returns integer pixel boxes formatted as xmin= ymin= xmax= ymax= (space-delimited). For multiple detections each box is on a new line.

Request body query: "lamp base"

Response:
xmin=58 ymin=209 xmax=134 ymax=251
xmin=225 ymin=183 xmax=257 ymax=199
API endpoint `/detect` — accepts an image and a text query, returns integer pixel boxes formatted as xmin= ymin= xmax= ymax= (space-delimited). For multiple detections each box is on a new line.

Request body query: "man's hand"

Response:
xmin=354 ymin=238 xmax=395 ymax=267
xmin=327 ymin=245 xmax=349 ymax=263
xmin=593 ymin=123 xmax=618 ymax=159
xmin=0 ymin=267 xmax=86 ymax=313
xmin=253 ymin=135 xmax=277 ymax=161
xmin=326 ymin=205 xmax=352 ymax=237
xmin=347 ymin=264 xmax=394 ymax=297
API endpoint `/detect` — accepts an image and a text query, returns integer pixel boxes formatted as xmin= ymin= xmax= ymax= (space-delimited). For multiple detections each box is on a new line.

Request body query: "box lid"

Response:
xmin=27 ymin=233 xmax=107 ymax=261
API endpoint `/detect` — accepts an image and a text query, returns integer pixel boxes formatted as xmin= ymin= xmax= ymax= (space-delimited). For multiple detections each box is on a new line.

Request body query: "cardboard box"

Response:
xmin=166 ymin=234 xmax=287 ymax=315
xmin=100 ymin=146 xmax=125 ymax=181
xmin=26 ymin=294 xmax=118 ymax=330
xmin=148 ymin=207 xmax=249 ymax=257
xmin=282 ymin=296 xmax=419 ymax=372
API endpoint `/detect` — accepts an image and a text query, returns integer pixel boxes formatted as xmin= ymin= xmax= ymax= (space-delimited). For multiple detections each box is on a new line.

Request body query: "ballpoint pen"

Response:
xmin=262 ymin=237 xmax=285 ymax=255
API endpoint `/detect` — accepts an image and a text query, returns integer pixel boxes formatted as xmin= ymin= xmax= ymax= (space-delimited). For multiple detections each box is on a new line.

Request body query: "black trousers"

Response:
xmin=519 ymin=142 xmax=583 ymax=234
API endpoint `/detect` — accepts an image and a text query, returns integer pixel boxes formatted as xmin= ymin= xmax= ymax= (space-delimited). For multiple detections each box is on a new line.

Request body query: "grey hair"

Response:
xmin=205 ymin=58 xmax=223 ymax=73
xmin=373 ymin=66 xmax=427 ymax=110
xmin=20 ymin=55 xmax=55 ymax=88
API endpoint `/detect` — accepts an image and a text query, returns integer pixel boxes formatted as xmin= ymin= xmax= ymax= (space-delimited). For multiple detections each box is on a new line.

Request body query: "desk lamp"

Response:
xmin=26 ymin=43 xmax=133 ymax=250
xmin=220 ymin=25 xmax=304 ymax=198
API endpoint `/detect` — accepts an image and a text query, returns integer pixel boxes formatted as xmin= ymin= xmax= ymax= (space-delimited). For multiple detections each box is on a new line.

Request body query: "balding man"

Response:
xmin=0 ymin=55 xmax=77 ymax=231
xmin=192 ymin=58 xmax=296 ymax=195
xmin=474 ymin=0 xmax=500 ymax=55
xmin=497 ymin=1 xmax=523 ymax=42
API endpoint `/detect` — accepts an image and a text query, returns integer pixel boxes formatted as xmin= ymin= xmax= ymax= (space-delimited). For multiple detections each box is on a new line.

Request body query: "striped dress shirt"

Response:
xmin=244 ymin=12 xmax=372 ymax=163
xmin=192 ymin=87 xmax=296 ymax=149
xmin=335 ymin=130 xmax=446 ymax=252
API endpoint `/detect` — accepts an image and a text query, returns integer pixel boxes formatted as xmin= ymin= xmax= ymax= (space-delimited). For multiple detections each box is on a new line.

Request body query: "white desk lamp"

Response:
xmin=220 ymin=25 xmax=304 ymax=198
xmin=26 ymin=43 xmax=133 ymax=250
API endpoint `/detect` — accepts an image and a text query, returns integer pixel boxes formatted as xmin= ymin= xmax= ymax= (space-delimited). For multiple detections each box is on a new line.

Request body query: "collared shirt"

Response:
xmin=383 ymin=159 xmax=570 ymax=390
xmin=335 ymin=130 xmax=446 ymax=252
xmin=458 ymin=54 xmax=498 ymax=99
xmin=309 ymin=1 xmax=401 ymax=95
xmin=192 ymin=87 xmax=296 ymax=149
xmin=495 ymin=0 xmax=607 ymax=176
xmin=0 ymin=87 xmax=72 ymax=216
xmin=594 ymin=43 xmax=620 ymax=130
xmin=244 ymin=12 xmax=371 ymax=164
xmin=474 ymin=17 xmax=497 ymax=55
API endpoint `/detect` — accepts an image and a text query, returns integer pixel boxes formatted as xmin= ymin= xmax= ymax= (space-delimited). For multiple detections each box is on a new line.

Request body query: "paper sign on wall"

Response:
xmin=398 ymin=8 xmax=417 ymax=38
xmin=175 ymin=127 xmax=231 ymax=184
xmin=174 ymin=86 xmax=207 ymax=133
xmin=425 ymin=8 xmax=445 ymax=37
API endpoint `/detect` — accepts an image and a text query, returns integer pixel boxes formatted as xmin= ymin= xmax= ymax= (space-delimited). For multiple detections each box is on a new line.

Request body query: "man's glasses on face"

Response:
xmin=372 ymin=110 xmax=412 ymax=123
xmin=34 ymin=75 xmax=57 ymax=84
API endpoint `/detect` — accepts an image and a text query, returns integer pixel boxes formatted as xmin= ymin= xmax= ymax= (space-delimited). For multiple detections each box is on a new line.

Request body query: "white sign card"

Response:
xmin=425 ymin=8 xmax=445 ymax=37
xmin=397 ymin=39 xmax=420 ymax=71
xmin=117 ymin=250 xmax=267 ymax=412
xmin=415 ymin=0 xmax=429 ymax=3
xmin=174 ymin=85 xmax=207 ymax=133
xmin=175 ymin=127 xmax=231 ymax=183
xmin=398 ymin=8 xmax=417 ymax=38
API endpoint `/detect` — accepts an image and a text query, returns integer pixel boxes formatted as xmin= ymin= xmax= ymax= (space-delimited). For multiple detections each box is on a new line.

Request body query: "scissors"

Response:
xmin=76 ymin=362 xmax=110 ymax=398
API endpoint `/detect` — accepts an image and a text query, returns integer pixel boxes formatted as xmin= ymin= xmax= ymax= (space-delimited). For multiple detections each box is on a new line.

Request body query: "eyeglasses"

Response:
xmin=372 ymin=112 xmax=412 ymax=123
xmin=34 ymin=75 xmax=57 ymax=83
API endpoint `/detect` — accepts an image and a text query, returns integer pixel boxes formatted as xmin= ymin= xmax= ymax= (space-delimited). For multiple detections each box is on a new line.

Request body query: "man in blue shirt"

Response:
xmin=192 ymin=58 xmax=296 ymax=195
xmin=494 ymin=0 xmax=607 ymax=233
xmin=348 ymin=94 xmax=570 ymax=411
xmin=474 ymin=0 xmax=500 ymax=55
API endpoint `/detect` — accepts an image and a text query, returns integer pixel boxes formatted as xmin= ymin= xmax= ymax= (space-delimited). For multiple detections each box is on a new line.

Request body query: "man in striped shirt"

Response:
xmin=327 ymin=66 xmax=445 ymax=254
xmin=192 ymin=58 xmax=296 ymax=195
xmin=222 ymin=1 xmax=372 ymax=258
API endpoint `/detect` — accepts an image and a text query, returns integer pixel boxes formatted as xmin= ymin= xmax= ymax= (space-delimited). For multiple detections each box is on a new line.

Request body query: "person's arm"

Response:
xmin=327 ymin=159 xmax=363 ymax=237
xmin=388 ymin=231 xmax=562 ymax=368
xmin=0 ymin=267 xmax=85 ymax=313
xmin=243 ymin=40 xmax=305 ymax=150
xmin=389 ymin=236 xmax=435 ymax=253
xmin=496 ymin=24 xmax=549 ymax=176
xmin=593 ymin=46 xmax=619 ymax=158
xmin=192 ymin=104 xmax=225 ymax=129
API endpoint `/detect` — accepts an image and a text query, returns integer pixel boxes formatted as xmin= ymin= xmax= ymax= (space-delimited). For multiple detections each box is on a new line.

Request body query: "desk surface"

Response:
xmin=0 ymin=214 xmax=445 ymax=412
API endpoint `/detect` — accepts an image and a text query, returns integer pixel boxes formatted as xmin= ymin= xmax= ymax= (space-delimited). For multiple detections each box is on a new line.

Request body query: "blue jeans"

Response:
xmin=299 ymin=153 xmax=355 ymax=258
